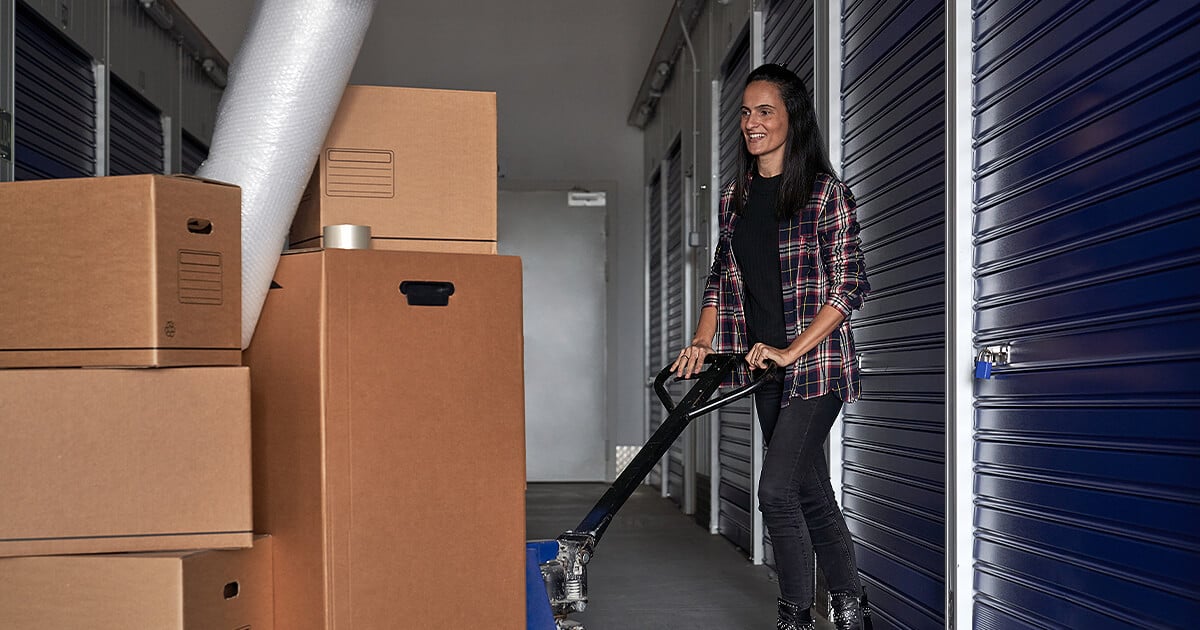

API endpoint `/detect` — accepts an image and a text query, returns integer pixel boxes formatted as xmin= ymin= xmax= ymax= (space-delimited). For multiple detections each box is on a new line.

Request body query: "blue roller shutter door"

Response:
xmin=840 ymin=0 xmax=947 ymax=627
xmin=716 ymin=34 xmax=756 ymax=555
xmin=13 ymin=2 xmax=96 ymax=180
xmin=972 ymin=2 xmax=1200 ymax=627
xmin=647 ymin=171 xmax=665 ymax=490
xmin=665 ymin=142 xmax=687 ymax=506
xmin=762 ymin=0 xmax=816 ymax=572
xmin=109 ymin=76 xmax=165 ymax=175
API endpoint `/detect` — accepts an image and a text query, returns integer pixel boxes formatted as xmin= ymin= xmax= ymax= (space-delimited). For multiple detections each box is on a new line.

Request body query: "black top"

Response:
xmin=732 ymin=175 xmax=787 ymax=348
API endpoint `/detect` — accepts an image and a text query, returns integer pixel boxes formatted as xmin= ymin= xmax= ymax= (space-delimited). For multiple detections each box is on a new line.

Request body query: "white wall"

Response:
xmin=174 ymin=0 xmax=673 ymax=468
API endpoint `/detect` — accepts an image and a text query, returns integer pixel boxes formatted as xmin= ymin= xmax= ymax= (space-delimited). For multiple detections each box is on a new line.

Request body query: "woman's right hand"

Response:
xmin=672 ymin=341 xmax=714 ymax=379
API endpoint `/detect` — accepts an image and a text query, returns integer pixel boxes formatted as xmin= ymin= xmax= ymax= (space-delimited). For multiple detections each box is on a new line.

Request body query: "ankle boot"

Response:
xmin=830 ymin=588 xmax=873 ymax=630
xmin=776 ymin=597 xmax=816 ymax=630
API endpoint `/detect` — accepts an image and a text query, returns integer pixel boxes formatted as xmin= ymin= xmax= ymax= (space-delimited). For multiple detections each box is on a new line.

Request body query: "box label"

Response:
xmin=178 ymin=250 xmax=223 ymax=305
xmin=325 ymin=148 xmax=395 ymax=199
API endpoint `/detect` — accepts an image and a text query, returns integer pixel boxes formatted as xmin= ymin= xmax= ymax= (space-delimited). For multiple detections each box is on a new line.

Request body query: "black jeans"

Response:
xmin=754 ymin=374 xmax=863 ymax=606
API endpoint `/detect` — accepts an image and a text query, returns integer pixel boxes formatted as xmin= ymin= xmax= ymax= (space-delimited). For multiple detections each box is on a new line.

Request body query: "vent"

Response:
xmin=615 ymin=445 xmax=641 ymax=477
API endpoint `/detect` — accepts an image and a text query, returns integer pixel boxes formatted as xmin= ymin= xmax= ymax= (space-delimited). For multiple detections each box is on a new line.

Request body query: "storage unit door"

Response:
xmin=665 ymin=141 xmax=687 ymax=507
xmin=647 ymin=170 xmax=665 ymax=490
xmin=972 ymin=2 xmax=1200 ymax=628
xmin=109 ymin=75 xmax=165 ymax=175
xmin=761 ymin=0 xmax=817 ymax=572
xmin=12 ymin=2 xmax=96 ymax=180
xmin=715 ymin=33 xmax=755 ymax=555
xmin=764 ymin=0 xmax=815 ymax=95
xmin=840 ymin=1 xmax=946 ymax=627
xmin=180 ymin=130 xmax=208 ymax=176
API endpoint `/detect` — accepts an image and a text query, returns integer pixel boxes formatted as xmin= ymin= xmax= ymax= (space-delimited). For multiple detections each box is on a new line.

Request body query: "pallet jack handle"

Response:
xmin=574 ymin=353 xmax=777 ymax=544
xmin=530 ymin=354 xmax=777 ymax=626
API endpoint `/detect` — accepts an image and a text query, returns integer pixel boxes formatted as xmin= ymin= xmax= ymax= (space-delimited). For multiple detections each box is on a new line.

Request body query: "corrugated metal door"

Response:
xmin=716 ymin=33 xmax=755 ymax=555
xmin=764 ymin=0 xmax=815 ymax=93
xmin=761 ymin=0 xmax=817 ymax=572
xmin=840 ymin=1 xmax=947 ymax=627
xmin=647 ymin=169 xmax=665 ymax=490
xmin=12 ymin=1 xmax=96 ymax=180
xmin=180 ymin=130 xmax=208 ymax=176
xmin=109 ymin=75 xmax=164 ymax=175
xmin=665 ymin=141 xmax=687 ymax=507
xmin=972 ymin=2 xmax=1200 ymax=628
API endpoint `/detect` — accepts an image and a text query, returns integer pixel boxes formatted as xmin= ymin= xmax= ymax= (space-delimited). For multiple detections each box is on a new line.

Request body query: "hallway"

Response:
xmin=527 ymin=483 xmax=835 ymax=629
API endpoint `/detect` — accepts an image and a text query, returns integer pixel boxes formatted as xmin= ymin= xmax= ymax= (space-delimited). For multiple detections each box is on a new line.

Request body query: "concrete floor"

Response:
xmin=527 ymin=483 xmax=834 ymax=630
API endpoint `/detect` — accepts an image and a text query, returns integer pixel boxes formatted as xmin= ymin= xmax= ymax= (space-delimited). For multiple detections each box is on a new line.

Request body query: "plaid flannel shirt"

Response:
xmin=702 ymin=172 xmax=869 ymax=404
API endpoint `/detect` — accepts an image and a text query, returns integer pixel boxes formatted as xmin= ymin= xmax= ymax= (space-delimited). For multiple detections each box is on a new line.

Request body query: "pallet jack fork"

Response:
xmin=526 ymin=353 xmax=776 ymax=630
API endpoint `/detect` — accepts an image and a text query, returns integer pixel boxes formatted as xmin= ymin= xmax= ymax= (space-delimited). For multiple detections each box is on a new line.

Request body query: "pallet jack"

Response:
xmin=525 ymin=353 xmax=776 ymax=629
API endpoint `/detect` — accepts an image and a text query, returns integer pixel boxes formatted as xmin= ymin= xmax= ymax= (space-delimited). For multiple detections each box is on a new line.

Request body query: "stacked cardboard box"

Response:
xmin=245 ymin=248 xmax=527 ymax=629
xmin=249 ymin=85 xmax=527 ymax=628
xmin=0 ymin=175 xmax=270 ymax=628
xmin=0 ymin=536 xmax=274 ymax=629
xmin=289 ymin=85 xmax=498 ymax=254
xmin=0 ymin=85 xmax=525 ymax=628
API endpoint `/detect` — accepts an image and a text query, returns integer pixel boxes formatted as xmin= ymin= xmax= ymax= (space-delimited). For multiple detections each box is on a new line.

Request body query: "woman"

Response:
xmin=671 ymin=64 xmax=872 ymax=630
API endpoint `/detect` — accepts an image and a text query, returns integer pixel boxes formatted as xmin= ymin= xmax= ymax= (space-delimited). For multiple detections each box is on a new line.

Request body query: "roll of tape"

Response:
xmin=323 ymin=224 xmax=372 ymax=250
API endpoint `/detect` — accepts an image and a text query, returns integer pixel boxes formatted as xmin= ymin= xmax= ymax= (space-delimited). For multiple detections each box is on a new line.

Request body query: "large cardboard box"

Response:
xmin=244 ymin=249 xmax=525 ymax=629
xmin=289 ymin=85 xmax=497 ymax=252
xmin=0 ymin=367 xmax=253 ymax=557
xmin=0 ymin=536 xmax=273 ymax=629
xmin=0 ymin=174 xmax=241 ymax=368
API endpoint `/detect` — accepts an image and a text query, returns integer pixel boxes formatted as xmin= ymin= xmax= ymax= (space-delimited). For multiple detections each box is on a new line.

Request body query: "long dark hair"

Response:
xmin=733 ymin=64 xmax=835 ymax=219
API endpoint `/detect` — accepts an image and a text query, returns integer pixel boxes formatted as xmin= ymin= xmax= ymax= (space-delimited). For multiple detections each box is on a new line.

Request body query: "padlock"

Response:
xmin=974 ymin=349 xmax=994 ymax=379
xmin=974 ymin=352 xmax=993 ymax=379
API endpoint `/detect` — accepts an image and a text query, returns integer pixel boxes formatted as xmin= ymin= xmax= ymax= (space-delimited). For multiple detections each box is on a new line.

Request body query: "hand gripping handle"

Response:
xmin=653 ymin=352 xmax=778 ymax=418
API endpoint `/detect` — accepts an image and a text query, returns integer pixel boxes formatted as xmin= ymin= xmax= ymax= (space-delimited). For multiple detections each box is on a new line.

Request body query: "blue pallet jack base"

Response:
xmin=526 ymin=540 xmax=559 ymax=629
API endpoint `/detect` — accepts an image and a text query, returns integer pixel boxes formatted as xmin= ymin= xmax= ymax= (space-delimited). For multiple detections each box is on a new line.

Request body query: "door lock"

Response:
xmin=974 ymin=344 xmax=1011 ymax=379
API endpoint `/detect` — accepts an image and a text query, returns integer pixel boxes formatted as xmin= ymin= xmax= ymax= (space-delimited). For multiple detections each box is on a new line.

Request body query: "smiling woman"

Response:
xmin=671 ymin=63 xmax=873 ymax=630
xmin=740 ymin=81 xmax=789 ymax=176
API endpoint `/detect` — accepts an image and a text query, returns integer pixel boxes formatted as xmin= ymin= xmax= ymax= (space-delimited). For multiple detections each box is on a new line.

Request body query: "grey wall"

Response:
xmin=499 ymin=189 xmax=607 ymax=481
xmin=173 ymin=0 xmax=673 ymax=463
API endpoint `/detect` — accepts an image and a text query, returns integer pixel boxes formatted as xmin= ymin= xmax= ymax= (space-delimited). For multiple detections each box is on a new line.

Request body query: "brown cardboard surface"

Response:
xmin=0 ymin=174 xmax=241 ymax=368
xmin=184 ymin=535 xmax=274 ymax=630
xmin=290 ymin=85 xmax=497 ymax=248
xmin=290 ymin=235 xmax=499 ymax=254
xmin=244 ymin=249 xmax=525 ymax=630
xmin=0 ymin=367 xmax=253 ymax=557
xmin=0 ymin=536 xmax=272 ymax=629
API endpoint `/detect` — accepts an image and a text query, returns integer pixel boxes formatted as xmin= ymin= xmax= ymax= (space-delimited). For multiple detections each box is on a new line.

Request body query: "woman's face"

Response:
xmin=741 ymin=80 xmax=789 ymax=173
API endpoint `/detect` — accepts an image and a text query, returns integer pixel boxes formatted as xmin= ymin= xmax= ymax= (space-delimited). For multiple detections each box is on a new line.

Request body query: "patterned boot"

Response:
xmin=776 ymin=597 xmax=816 ymax=630
xmin=830 ymin=588 xmax=874 ymax=630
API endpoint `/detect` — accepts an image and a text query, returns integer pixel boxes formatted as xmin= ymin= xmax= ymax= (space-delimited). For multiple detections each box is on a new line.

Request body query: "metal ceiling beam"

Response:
xmin=627 ymin=0 xmax=705 ymax=129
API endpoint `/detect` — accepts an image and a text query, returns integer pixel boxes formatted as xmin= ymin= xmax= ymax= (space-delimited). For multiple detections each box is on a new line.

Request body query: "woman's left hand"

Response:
xmin=746 ymin=343 xmax=791 ymax=370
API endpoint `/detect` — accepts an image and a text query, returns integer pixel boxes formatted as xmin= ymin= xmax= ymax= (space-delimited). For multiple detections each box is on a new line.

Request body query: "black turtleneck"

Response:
xmin=731 ymin=175 xmax=787 ymax=349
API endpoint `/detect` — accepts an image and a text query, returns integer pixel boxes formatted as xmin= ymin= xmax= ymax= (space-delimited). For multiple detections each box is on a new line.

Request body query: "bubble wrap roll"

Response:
xmin=198 ymin=0 xmax=378 ymax=348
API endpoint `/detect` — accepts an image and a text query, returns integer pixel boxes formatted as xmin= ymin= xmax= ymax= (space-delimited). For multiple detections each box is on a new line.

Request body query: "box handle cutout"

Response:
xmin=187 ymin=218 xmax=214 ymax=235
xmin=400 ymin=281 xmax=455 ymax=307
xmin=224 ymin=581 xmax=240 ymax=599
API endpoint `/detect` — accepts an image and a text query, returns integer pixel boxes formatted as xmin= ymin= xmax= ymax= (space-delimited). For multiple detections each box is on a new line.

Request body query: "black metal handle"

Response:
xmin=653 ymin=353 xmax=777 ymax=417
xmin=569 ymin=353 xmax=778 ymax=545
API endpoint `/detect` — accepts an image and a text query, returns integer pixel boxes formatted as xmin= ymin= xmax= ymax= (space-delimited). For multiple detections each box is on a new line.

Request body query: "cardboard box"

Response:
xmin=244 ymin=249 xmax=525 ymax=629
xmin=0 ymin=367 xmax=253 ymax=557
xmin=0 ymin=174 xmax=242 ymax=368
xmin=0 ymin=536 xmax=273 ymax=629
xmin=289 ymin=85 xmax=497 ymax=252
